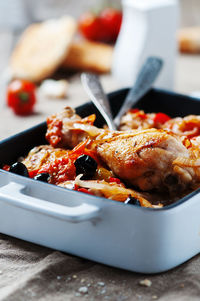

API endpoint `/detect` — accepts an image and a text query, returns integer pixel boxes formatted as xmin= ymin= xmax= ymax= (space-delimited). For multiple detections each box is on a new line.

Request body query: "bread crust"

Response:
xmin=10 ymin=16 xmax=77 ymax=82
xmin=62 ymin=40 xmax=113 ymax=73
xmin=178 ymin=27 xmax=200 ymax=54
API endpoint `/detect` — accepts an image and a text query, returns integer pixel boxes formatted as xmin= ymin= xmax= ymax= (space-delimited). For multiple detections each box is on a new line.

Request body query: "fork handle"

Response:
xmin=81 ymin=73 xmax=117 ymax=131
xmin=114 ymin=57 xmax=163 ymax=128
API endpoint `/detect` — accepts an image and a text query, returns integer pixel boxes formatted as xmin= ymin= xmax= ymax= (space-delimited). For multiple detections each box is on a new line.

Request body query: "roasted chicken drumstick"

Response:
xmin=46 ymin=107 xmax=200 ymax=194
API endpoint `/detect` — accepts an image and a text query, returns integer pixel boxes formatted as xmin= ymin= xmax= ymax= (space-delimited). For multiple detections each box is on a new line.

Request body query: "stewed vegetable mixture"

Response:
xmin=2 ymin=107 xmax=200 ymax=209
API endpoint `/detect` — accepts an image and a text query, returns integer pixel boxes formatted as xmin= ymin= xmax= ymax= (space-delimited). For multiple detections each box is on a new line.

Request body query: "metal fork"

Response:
xmin=81 ymin=57 xmax=163 ymax=130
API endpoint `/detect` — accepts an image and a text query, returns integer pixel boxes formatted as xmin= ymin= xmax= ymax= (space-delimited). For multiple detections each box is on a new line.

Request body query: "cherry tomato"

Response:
xmin=99 ymin=8 xmax=122 ymax=43
xmin=78 ymin=12 xmax=102 ymax=41
xmin=7 ymin=79 xmax=36 ymax=116
xmin=78 ymin=8 xmax=122 ymax=43
xmin=154 ymin=113 xmax=171 ymax=124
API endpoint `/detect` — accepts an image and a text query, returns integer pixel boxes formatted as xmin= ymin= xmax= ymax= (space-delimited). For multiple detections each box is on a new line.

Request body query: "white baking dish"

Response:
xmin=0 ymin=88 xmax=199 ymax=274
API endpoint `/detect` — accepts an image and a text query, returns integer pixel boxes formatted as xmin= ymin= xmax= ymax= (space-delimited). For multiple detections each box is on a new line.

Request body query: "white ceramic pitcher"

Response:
xmin=112 ymin=0 xmax=179 ymax=90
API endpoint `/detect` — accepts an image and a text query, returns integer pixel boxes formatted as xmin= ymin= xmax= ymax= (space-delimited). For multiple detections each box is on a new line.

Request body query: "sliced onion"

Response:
xmin=73 ymin=123 xmax=102 ymax=137
xmin=173 ymin=157 xmax=200 ymax=167
xmin=74 ymin=175 xmax=153 ymax=207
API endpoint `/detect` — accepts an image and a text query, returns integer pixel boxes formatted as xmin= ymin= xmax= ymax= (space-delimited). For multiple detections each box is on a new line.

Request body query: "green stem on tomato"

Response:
xmin=19 ymin=92 xmax=29 ymax=103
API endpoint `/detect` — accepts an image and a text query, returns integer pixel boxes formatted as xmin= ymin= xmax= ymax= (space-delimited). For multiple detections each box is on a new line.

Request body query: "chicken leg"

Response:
xmin=46 ymin=107 xmax=200 ymax=193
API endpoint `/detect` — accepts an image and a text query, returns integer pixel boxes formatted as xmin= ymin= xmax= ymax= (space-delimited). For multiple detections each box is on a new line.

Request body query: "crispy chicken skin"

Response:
xmin=46 ymin=107 xmax=200 ymax=194
xmin=96 ymin=129 xmax=196 ymax=192
xmin=22 ymin=143 xmax=157 ymax=207
xmin=22 ymin=145 xmax=68 ymax=171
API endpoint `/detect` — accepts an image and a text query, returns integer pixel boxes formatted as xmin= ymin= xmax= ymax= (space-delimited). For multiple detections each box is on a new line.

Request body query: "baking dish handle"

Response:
xmin=0 ymin=182 xmax=100 ymax=223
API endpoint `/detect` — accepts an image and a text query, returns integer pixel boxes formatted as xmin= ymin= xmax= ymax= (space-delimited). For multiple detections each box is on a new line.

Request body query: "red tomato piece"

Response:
xmin=7 ymin=79 xmax=36 ymax=116
xmin=74 ymin=184 xmax=79 ymax=191
xmin=154 ymin=113 xmax=171 ymax=124
xmin=77 ymin=188 xmax=94 ymax=195
xmin=46 ymin=118 xmax=63 ymax=147
xmin=39 ymin=156 xmax=76 ymax=185
xmin=2 ymin=165 xmax=10 ymax=171
xmin=29 ymin=169 xmax=39 ymax=178
xmin=109 ymin=177 xmax=121 ymax=184
xmin=129 ymin=108 xmax=139 ymax=114
xmin=138 ymin=112 xmax=147 ymax=119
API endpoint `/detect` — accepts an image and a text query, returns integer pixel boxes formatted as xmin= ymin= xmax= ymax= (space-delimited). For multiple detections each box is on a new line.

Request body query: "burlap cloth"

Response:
xmin=1 ymin=232 xmax=200 ymax=301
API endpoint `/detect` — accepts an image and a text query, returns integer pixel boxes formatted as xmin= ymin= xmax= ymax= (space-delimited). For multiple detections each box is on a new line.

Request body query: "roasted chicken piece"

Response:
xmin=95 ymin=129 xmax=199 ymax=193
xmin=22 ymin=140 xmax=157 ymax=207
xmin=22 ymin=145 xmax=68 ymax=171
xmin=46 ymin=107 xmax=96 ymax=148
xmin=46 ymin=107 xmax=200 ymax=194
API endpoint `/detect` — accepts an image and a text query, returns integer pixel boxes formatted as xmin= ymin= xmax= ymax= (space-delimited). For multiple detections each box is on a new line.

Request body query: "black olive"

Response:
xmin=125 ymin=196 xmax=141 ymax=206
xmin=9 ymin=162 xmax=29 ymax=177
xmin=74 ymin=155 xmax=97 ymax=180
xmin=164 ymin=174 xmax=178 ymax=185
xmin=34 ymin=173 xmax=50 ymax=183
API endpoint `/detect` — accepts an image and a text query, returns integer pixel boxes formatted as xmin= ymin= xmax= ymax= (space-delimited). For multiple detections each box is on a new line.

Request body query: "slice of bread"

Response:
xmin=62 ymin=40 xmax=113 ymax=73
xmin=178 ymin=27 xmax=200 ymax=54
xmin=10 ymin=16 xmax=77 ymax=82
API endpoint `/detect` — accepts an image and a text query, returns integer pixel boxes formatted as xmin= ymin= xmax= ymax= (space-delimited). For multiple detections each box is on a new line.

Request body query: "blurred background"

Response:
xmin=0 ymin=0 xmax=200 ymax=27
xmin=0 ymin=0 xmax=200 ymax=92
xmin=0 ymin=0 xmax=200 ymax=138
